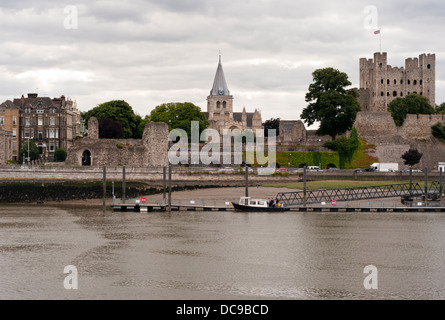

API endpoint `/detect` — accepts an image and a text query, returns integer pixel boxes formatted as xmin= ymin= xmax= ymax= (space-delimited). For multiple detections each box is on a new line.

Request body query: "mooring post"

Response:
xmin=439 ymin=167 xmax=443 ymax=206
xmin=168 ymin=164 xmax=172 ymax=211
xmin=303 ymin=166 xmax=307 ymax=207
xmin=122 ymin=166 xmax=126 ymax=204
xmin=245 ymin=163 xmax=249 ymax=197
xmin=163 ymin=166 xmax=167 ymax=205
xmin=103 ymin=166 xmax=106 ymax=209
xmin=424 ymin=167 xmax=428 ymax=207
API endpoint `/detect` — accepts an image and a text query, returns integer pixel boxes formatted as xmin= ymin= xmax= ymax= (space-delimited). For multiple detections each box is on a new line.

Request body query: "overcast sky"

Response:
xmin=0 ymin=0 xmax=443 ymax=128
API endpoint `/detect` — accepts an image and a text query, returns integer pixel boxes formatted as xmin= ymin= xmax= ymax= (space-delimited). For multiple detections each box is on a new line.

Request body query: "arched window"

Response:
xmin=216 ymin=101 xmax=221 ymax=108
xmin=414 ymin=80 xmax=417 ymax=85
xmin=387 ymin=79 xmax=390 ymax=84
xmin=380 ymin=92 xmax=384 ymax=96
xmin=400 ymin=79 xmax=403 ymax=84
xmin=408 ymin=80 xmax=411 ymax=85
xmin=393 ymin=91 xmax=397 ymax=97
xmin=427 ymin=64 xmax=431 ymax=69
xmin=82 ymin=150 xmax=91 ymax=166
xmin=420 ymin=80 xmax=422 ymax=85
xmin=394 ymin=79 xmax=397 ymax=84
xmin=401 ymin=92 xmax=403 ymax=97
xmin=223 ymin=101 xmax=226 ymax=108
xmin=387 ymin=92 xmax=390 ymax=96
xmin=381 ymin=79 xmax=383 ymax=84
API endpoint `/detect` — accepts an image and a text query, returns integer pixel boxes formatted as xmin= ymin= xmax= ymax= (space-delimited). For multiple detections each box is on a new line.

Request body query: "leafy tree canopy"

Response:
xmin=263 ymin=118 xmax=280 ymax=137
xmin=401 ymin=148 xmax=423 ymax=167
xmin=389 ymin=93 xmax=435 ymax=126
xmin=99 ymin=118 xmax=124 ymax=139
xmin=436 ymin=102 xmax=445 ymax=114
xmin=323 ymin=128 xmax=360 ymax=169
xmin=19 ymin=139 xmax=39 ymax=162
xmin=301 ymin=67 xmax=361 ymax=140
xmin=145 ymin=102 xmax=209 ymax=139
xmin=82 ymin=100 xmax=142 ymax=139
xmin=54 ymin=148 xmax=67 ymax=162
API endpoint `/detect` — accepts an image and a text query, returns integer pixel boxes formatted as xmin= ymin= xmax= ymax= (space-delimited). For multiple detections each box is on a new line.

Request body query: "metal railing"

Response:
xmin=276 ymin=182 xmax=426 ymax=207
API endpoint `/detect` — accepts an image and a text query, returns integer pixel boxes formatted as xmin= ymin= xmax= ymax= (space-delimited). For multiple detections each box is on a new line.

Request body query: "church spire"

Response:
xmin=210 ymin=54 xmax=230 ymax=96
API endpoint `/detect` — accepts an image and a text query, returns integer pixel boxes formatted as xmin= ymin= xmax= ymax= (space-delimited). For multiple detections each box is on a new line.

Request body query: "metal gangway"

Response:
xmin=275 ymin=182 xmax=433 ymax=207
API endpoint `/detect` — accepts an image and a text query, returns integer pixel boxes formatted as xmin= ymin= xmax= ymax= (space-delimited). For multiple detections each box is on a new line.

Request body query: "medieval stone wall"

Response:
xmin=354 ymin=111 xmax=445 ymax=170
xmin=0 ymin=125 xmax=12 ymax=164
xmin=65 ymin=118 xmax=169 ymax=167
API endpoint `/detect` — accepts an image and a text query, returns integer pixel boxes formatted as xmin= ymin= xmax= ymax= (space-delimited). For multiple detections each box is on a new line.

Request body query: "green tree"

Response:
xmin=19 ymin=140 xmax=39 ymax=162
xmin=432 ymin=122 xmax=445 ymax=142
xmin=323 ymin=129 xmax=360 ymax=169
xmin=436 ymin=102 xmax=445 ymax=114
xmin=389 ymin=93 xmax=435 ymax=126
xmin=146 ymin=102 xmax=209 ymax=139
xmin=82 ymin=100 xmax=143 ymax=138
xmin=54 ymin=148 xmax=67 ymax=162
xmin=301 ymin=67 xmax=361 ymax=140
xmin=263 ymin=118 xmax=280 ymax=137
xmin=401 ymin=148 xmax=422 ymax=167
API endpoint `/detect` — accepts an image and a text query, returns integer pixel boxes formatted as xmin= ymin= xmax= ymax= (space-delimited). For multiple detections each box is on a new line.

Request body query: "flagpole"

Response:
xmin=379 ymin=28 xmax=381 ymax=53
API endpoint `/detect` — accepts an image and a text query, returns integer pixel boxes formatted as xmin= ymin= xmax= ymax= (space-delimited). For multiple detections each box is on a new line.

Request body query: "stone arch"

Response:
xmin=217 ymin=101 xmax=221 ymax=108
xmin=223 ymin=101 xmax=227 ymax=108
xmin=81 ymin=149 xmax=92 ymax=166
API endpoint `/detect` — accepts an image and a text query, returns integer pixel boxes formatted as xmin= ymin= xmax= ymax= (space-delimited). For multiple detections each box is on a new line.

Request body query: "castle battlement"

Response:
xmin=358 ymin=52 xmax=435 ymax=113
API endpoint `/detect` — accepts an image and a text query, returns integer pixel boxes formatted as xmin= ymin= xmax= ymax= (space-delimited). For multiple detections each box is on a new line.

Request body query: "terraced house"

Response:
xmin=0 ymin=93 xmax=82 ymax=162
xmin=0 ymin=100 xmax=19 ymax=162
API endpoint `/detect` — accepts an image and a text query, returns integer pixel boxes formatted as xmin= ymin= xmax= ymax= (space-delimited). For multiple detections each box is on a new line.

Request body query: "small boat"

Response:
xmin=232 ymin=197 xmax=290 ymax=212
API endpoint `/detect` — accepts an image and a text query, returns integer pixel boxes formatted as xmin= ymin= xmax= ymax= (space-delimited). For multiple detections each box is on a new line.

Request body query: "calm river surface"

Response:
xmin=1 ymin=204 xmax=445 ymax=300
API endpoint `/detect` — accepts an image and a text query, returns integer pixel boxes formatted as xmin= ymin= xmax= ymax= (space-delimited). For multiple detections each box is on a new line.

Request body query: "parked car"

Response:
xmin=354 ymin=168 xmax=375 ymax=173
xmin=218 ymin=167 xmax=235 ymax=173
xmin=327 ymin=167 xmax=340 ymax=171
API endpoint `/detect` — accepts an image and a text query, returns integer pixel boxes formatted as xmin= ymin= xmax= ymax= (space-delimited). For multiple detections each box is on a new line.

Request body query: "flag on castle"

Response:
xmin=374 ymin=29 xmax=380 ymax=34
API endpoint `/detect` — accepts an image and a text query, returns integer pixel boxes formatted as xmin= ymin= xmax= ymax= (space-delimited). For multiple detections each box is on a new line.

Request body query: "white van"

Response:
xmin=307 ymin=166 xmax=320 ymax=170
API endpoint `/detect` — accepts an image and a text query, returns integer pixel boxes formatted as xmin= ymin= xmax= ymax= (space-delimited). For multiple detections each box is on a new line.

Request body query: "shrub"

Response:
xmin=54 ymin=148 xmax=67 ymax=162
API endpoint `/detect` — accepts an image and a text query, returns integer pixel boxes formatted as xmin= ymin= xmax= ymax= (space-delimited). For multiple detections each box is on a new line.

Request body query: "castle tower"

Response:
xmin=419 ymin=53 xmax=435 ymax=107
xmin=359 ymin=52 xmax=435 ymax=112
xmin=207 ymin=55 xmax=234 ymax=122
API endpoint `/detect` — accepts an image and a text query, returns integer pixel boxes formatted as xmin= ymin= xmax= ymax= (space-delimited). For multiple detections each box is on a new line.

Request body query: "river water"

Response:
xmin=1 ymin=204 xmax=445 ymax=300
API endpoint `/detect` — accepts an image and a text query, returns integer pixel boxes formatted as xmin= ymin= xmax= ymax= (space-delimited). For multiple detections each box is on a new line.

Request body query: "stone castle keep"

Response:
xmin=358 ymin=52 xmax=435 ymax=112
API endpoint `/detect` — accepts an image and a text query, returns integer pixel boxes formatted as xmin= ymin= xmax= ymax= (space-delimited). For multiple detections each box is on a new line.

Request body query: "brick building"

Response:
xmin=1 ymin=93 xmax=83 ymax=161
xmin=0 ymin=100 xmax=19 ymax=161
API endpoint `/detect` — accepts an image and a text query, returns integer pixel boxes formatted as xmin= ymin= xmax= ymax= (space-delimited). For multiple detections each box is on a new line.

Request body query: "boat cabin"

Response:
xmin=238 ymin=197 xmax=269 ymax=207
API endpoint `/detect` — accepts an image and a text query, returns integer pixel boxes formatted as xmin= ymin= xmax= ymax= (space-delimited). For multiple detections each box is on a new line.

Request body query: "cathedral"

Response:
xmin=204 ymin=56 xmax=263 ymax=134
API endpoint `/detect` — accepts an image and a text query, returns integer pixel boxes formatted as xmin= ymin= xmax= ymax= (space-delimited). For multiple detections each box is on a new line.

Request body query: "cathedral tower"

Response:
xmin=207 ymin=55 xmax=234 ymax=122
